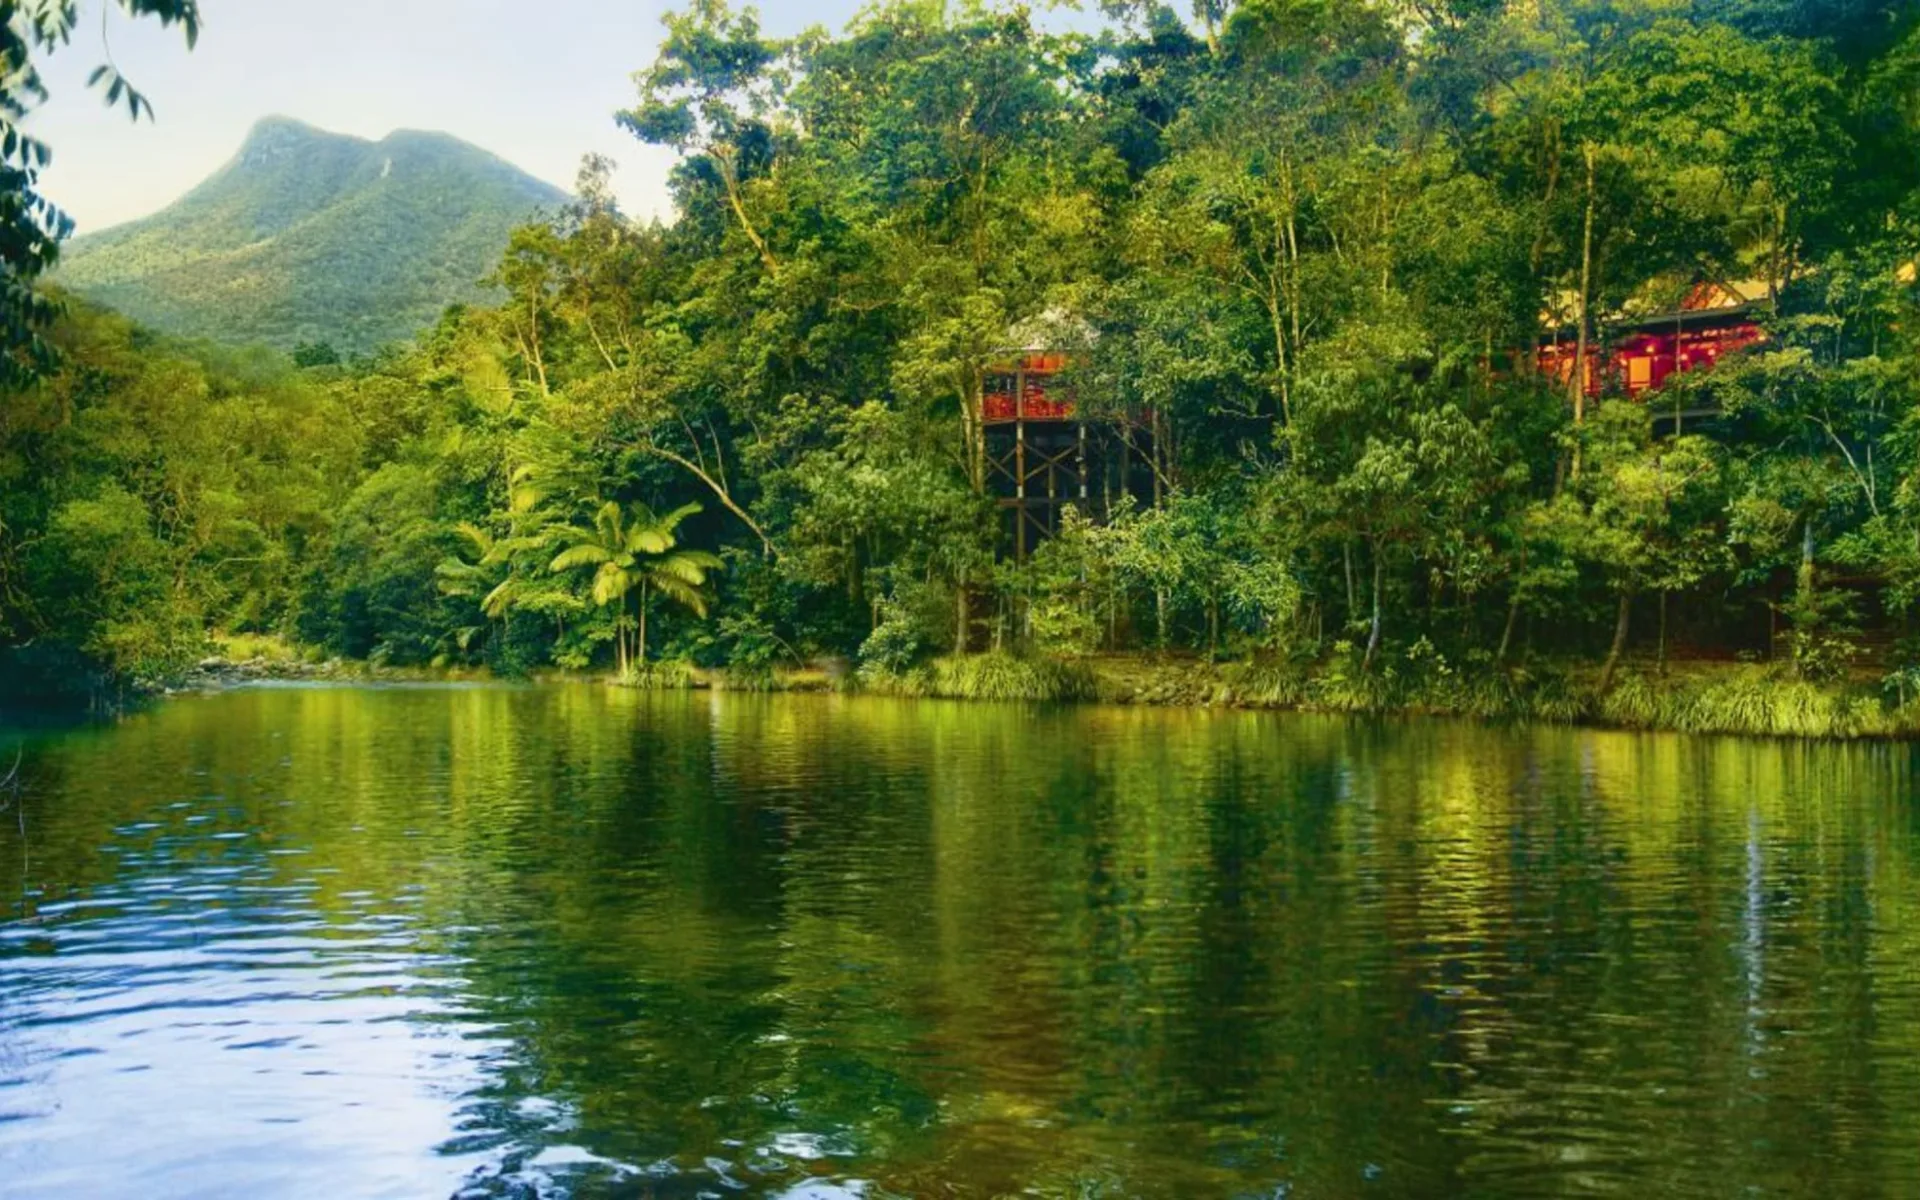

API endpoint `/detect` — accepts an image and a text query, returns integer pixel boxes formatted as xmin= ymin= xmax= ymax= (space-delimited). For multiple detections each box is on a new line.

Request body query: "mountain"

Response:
xmin=57 ymin=116 xmax=569 ymax=354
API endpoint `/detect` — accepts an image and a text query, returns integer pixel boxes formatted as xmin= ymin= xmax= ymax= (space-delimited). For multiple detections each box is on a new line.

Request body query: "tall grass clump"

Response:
xmin=924 ymin=652 xmax=1098 ymax=702
xmin=1303 ymin=641 xmax=1400 ymax=712
xmin=1593 ymin=667 xmax=1902 ymax=738
xmin=710 ymin=666 xmax=778 ymax=692
xmin=618 ymin=659 xmax=702 ymax=690
xmin=211 ymin=631 xmax=301 ymax=663
xmin=1222 ymin=660 xmax=1309 ymax=707
xmin=1309 ymin=668 xmax=1401 ymax=713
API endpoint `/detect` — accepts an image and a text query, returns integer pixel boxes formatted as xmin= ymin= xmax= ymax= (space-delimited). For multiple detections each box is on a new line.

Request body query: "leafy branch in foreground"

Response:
xmin=0 ymin=0 xmax=199 ymax=382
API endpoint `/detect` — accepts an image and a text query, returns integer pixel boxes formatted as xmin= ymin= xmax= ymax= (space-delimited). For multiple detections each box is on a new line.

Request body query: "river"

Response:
xmin=2 ymin=684 xmax=1918 ymax=1197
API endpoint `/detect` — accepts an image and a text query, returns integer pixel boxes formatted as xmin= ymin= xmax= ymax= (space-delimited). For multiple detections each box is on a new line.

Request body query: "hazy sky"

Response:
xmin=23 ymin=1 xmax=909 ymax=234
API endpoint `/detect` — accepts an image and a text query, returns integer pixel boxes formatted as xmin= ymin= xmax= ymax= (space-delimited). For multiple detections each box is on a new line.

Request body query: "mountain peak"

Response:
xmin=245 ymin=113 xmax=324 ymax=138
xmin=59 ymin=120 xmax=570 ymax=354
xmin=378 ymin=127 xmax=462 ymax=147
xmin=237 ymin=114 xmax=341 ymax=151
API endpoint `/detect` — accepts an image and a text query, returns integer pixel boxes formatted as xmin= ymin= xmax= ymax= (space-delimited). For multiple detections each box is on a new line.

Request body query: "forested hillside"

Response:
xmin=6 ymin=0 xmax=1920 ymax=733
xmin=57 ymin=117 xmax=568 ymax=353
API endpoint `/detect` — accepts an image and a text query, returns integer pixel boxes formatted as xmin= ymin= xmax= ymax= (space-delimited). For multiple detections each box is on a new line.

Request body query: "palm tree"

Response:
xmin=433 ymin=522 xmax=523 ymax=659
xmin=436 ymin=522 xmax=522 ymax=618
xmin=549 ymin=500 xmax=722 ymax=677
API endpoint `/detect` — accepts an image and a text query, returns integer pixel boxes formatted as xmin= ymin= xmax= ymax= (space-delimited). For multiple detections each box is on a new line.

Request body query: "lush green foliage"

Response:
xmin=0 ymin=0 xmax=200 ymax=383
xmin=58 ymin=117 xmax=568 ymax=353
xmin=8 ymin=0 xmax=1920 ymax=736
xmin=1 ymin=300 xmax=358 ymax=685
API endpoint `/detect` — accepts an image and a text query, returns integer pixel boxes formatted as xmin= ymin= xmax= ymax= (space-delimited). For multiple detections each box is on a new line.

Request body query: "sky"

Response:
xmin=22 ymin=0 xmax=916 ymax=235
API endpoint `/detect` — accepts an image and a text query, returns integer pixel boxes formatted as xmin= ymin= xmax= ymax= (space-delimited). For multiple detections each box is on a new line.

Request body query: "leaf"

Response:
xmin=549 ymin=544 xmax=612 ymax=572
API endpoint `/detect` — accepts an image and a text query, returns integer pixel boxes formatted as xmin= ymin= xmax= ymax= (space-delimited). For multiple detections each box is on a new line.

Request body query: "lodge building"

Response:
xmin=982 ymin=348 xmax=1158 ymax=560
xmin=1537 ymin=280 xmax=1768 ymax=405
xmin=982 ymin=283 xmax=1772 ymax=558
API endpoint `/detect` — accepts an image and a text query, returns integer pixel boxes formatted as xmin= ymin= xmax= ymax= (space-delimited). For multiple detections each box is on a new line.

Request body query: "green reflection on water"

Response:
xmin=4 ymin=685 xmax=1920 ymax=1197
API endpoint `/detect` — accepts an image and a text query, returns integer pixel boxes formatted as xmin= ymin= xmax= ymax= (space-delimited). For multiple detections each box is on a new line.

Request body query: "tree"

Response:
xmin=548 ymin=500 xmax=722 ymax=676
xmin=291 ymin=340 xmax=340 ymax=369
xmin=619 ymin=0 xmax=785 ymax=275
xmin=1 ymin=0 xmax=200 ymax=382
xmin=1536 ymin=402 xmax=1727 ymax=690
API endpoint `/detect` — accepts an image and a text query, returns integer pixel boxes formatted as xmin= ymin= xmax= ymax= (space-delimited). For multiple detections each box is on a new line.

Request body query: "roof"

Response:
xmin=1540 ymin=277 xmax=1770 ymax=335
xmin=1004 ymin=307 xmax=1097 ymax=353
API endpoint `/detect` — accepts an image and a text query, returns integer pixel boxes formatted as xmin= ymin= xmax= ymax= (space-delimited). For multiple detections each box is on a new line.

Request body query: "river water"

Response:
xmin=2 ymin=684 xmax=1918 ymax=1197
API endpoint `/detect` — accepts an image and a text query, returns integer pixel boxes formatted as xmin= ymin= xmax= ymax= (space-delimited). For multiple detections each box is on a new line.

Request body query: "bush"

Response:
xmin=1593 ymin=666 xmax=1902 ymax=739
xmin=715 ymin=611 xmax=790 ymax=688
xmin=865 ymin=652 xmax=1096 ymax=702
xmin=618 ymin=659 xmax=702 ymax=690
xmin=1027 ymin=592 xmax=1101 ymax=656
xmin=859 ymin=598 xmax=929 ymax=675
xmin=929 ymin=653 xmax=1097 ymax=701
xmin=1222 ymin=660 xmax=1308 ymax=706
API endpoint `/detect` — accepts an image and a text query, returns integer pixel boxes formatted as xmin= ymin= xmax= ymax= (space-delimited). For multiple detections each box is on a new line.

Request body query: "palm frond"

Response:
xmin=508 ymin=464 xmax=547 ymax=514
xmin=625 ymin=500 xmax=705 ymax=555
xmin=651 ymin=551 xmax=722 ymax=587
xmin=481 ymin=577 xmax=520 ymax=619
xmin=629 ymin=527 xmax=673 ymax=555
xmin=591 ymin=563 xmax=637 ymax=608
xmin=435 ymin=558 xmax=483 ymax=596
xmin=591 ymin=500 xmax=625 ymax=543
xmin=660 ymin=501 xmax=704 ymax=530
xmin=452 ymin=521 xmax=494 ymax=558
xmin=648 ymin=572 xmax=710 ymax=618
xmin=550 ymin=543 xmax=613 ymax=572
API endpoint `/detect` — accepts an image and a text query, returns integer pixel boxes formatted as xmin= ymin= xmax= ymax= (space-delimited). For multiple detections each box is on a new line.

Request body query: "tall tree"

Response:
xmin=549 ymin=500 xmax=722 ymax=675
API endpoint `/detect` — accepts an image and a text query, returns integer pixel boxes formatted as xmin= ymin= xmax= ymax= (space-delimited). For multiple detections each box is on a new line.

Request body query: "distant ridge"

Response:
xmin=57 ymin=116 xmax=569 ymax=353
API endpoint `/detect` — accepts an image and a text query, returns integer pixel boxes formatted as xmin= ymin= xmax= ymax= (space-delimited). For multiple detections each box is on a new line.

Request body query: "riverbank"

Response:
xmin=33 ymin=635 xmax=1913 ymax=741
xmin=618 ymin=651 xmax=1920 ymax=741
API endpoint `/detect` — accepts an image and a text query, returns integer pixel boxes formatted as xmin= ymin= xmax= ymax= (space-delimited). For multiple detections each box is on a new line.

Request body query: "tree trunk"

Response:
xmin=1791 ymin=516 xmax=1817 ymax=674
xmin=1798 ymin=515 xmax=1817 ymax=605
xmin=1343 ymin=541 xmax=1357 ymax=631
xmin=1657 ymin=590 xmax=1669 ymax=675
xmin=714 ymin=148 xmax=780 ymax=277
xmin=964 ymin=378 xmax=986 ymax=497
xmin=1570 ymin=141 xmax=1598 ymax=481
xmin=955 ymin=571 xmax=969 ymax=656
xmin=1599 ymin=588 xmax=1631 ymax=693
xmin=1267 ymin=276 xmax=1291 ymax=429
xmin=1155 ymin=587 xmax=1168 ymax=655
xmin=614 ymin=599 xmax=628 ymax=680
xmin=638 ymin=582 xmax=649 ymax=667
xmin=1200 ymin=0 xmax=1221 ymax=54
xmin=1362 ymin=544 xmax=1384 ymax=673
xmin=1496 ymin=591 xmax=1522 ymax=666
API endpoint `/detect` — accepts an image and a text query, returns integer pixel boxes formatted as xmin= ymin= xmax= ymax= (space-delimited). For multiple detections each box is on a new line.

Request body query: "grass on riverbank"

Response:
xmin=181 ymin=635 xmax=1920 ymax=741
xmin=864 ymin=653 xmax=1100 ymax=702
xmin=1122 ymin=655 xmax=1915 ymax=739
xmin=657 ymin=651 xmax=1920 ymax=740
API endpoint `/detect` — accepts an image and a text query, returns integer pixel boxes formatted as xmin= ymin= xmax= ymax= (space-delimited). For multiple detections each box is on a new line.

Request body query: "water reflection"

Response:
xmin=2 ymin=685 xmax=1918 ymax=1197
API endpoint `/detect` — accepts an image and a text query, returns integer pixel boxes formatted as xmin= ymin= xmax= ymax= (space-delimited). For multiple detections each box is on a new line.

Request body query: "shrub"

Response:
xmin=619 ymin=659 xmax=701 ymax=690
xmin=927 ymin=653 xmax=1097 ymax=702
xmin=859 ymin=599 xmax=928 ymax=675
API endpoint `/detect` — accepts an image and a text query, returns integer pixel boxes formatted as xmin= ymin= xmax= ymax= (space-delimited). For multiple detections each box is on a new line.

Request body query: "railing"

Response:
xmin=1538 ymin=318 xmax=1766 ymax=399
xmin=982 ymin=353 xmax=1076 ymax=423
xmin=982 ymin=385 xmax=1076 ymax=422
